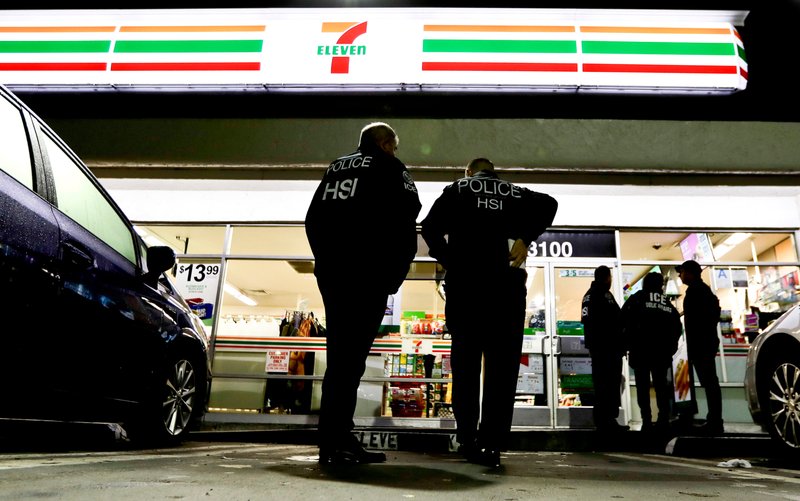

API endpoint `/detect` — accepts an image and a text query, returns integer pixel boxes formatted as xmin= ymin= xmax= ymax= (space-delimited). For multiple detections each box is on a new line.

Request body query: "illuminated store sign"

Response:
xmin=0 ymin=8 xmax=748 ymax=93
xmin=530 ymin=230 xmax=617 ymax=259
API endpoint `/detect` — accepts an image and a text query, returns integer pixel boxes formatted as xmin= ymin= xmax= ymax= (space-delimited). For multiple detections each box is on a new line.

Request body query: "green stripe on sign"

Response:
xmin=582 ymin=41 xmax=735 ymax=56
xmin=423 ymin=39 xmax=577 ymax=54
xmin=0 ymin=40 xmax=110 ymax=53
xmin=737 ymin=44 xmax=747 ymax=63
xmin=114 ymin=40 xmax=263 ymax=53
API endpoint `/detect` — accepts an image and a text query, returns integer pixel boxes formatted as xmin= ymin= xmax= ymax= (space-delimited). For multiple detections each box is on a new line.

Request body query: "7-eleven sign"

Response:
xmin=317 ymin=21 xmax=368 ymax=74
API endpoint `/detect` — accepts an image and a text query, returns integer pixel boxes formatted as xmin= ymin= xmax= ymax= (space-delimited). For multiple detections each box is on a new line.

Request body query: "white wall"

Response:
xmin=103 ymin=178 xmax=800 ymax=230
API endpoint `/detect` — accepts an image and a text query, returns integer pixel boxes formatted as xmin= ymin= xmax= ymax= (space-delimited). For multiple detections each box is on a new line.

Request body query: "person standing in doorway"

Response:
xmin=677 ymin=259 xmax=723 ymax=435
xmin=581 ymin=265 xmax=629 ymax=432
xmin=421 ymin=157 xmax=558 ymax=467
xmin=621 ymin=272 xmax=682 ymax=432
xmin=306 ymin=122 xmax=422 ymax=464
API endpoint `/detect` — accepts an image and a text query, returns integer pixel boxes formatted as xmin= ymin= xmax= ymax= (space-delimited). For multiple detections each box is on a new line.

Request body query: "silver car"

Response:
xmin=744 ymin=304 xmax=800 ymax=455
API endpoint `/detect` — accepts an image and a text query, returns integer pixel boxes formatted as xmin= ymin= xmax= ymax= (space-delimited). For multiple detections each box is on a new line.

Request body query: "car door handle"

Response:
xmin=62 ymin=241 xmax=95 ymax=270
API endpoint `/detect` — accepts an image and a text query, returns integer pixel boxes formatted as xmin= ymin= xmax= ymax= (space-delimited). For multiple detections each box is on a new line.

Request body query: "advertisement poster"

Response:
xmin=714 ymin=267 xmax=749 ymax=290
xmin=713 ymin=268 xmax=733 ymax=290
xmin=732 ymin=268 xmax=749 ymax=288
xmin=173 ymin=260 xmax=221 ymax=330
xmin=680 ymin=233 xmax=714 ymax=262
xmin=517 ymin=354 xmax=545 ymax=394
xmin=381 ymin=289 xmax=403 ymax=331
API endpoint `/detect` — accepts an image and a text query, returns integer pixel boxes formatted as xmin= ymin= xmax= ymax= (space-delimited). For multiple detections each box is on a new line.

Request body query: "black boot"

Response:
xmin=319 ymin=434 xmax=387 ymax=465
xmin=470 ymin=448 xmax=501 ymax=468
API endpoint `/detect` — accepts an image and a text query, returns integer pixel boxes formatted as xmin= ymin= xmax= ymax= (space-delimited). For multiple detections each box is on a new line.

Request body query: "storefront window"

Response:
xmin=208 ymin=254 xmax=453 ymax=420
xmin=137 ymin=224 xmax=800 ymax=427
xmin=620 ymin=231 xmax=800 ymax=386
xmin=229 ymin=226 xmax=312 ymax=256
xmin=135 ymin=224 xmax=228 ymax=254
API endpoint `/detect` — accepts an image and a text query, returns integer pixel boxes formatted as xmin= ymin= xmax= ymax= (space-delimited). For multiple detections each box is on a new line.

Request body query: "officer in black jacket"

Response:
xmin=306 ymin=122 xmax=421 ymax=464
xmin=677 ymin=259 xmax=723 ymax=435
xmin=621 ymin=272 xmax=681 ymax=432
xmin=581 ymin=265 xmax=628 ymax=432
xmin=421 ymin=158 xmax=557 ymax=467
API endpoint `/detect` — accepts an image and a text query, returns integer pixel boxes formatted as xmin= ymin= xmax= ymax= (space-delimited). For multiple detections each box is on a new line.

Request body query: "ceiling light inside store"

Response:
xmin=713 ymin=232 xmax=753 ymax=259
xmin=224 ymin=283 xmax=258 ymax=306
xmin=134 ymin=226 xmax=174 ymax=249
xmin=288 ymin=261 xmax=315 ymax=274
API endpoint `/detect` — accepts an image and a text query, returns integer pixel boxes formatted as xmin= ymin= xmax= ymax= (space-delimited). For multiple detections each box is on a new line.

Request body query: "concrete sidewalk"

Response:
xmin=191 ymin=422 xmax=781 ymax=460
xmin=1 ymin=416 xmax=783 ymax=460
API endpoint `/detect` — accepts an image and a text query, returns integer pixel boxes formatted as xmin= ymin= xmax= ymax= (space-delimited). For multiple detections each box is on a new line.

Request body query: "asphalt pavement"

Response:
xmin=1 ymin=417 xmax=795 ymax=465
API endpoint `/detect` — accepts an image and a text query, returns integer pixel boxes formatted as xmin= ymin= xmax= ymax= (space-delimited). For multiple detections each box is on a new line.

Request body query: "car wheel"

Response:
xmin=761 ymin=357 xmax=800 ymax=453
xmin=127 ymin=354 xmax=205 ymax=445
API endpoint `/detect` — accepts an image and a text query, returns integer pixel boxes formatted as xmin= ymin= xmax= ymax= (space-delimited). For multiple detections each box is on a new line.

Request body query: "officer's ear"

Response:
xmin=380 ymin=139 xmax=397 ymax=157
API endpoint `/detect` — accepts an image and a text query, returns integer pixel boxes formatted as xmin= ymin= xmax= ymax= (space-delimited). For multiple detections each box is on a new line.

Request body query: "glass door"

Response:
xmin=550 ymin=263 xmax=629 ymax=429
xmin=512 ymin=265 xmax=555 ymax=427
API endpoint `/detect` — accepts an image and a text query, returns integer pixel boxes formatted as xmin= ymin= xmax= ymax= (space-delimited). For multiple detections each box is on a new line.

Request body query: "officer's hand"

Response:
xmin=509 ymin=238 xmax=528 ymax=268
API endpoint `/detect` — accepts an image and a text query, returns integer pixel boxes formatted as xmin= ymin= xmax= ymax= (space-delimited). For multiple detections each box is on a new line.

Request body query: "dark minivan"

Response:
xmin=0 ymin=84 xmax=211 ymax=444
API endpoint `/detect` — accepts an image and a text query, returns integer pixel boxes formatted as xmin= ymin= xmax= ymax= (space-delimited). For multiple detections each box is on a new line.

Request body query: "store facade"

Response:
xmin=4 ymin=6 xmax=800 ymax=432
xmin=124 ymin=181 xmax=800 ymax=430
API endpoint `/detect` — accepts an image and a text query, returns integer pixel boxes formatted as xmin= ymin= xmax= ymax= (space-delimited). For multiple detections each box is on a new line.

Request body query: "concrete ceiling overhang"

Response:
xmin=45 ymin=116 xmax=800 ymax=186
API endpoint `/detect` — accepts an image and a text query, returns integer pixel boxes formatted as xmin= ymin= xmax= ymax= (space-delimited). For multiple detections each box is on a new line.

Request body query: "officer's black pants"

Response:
xmin=445 ymin=273 xmax=526 ymax=451
xmin=632 ymin=363 xmax=671 ymax=423
xmin=690 ymin=352 xmax=723 ymax=424
xmin=590 ymin=350 xmax=623 ymax=428
xmin=316 ymin=276 xmax=388 ymax=447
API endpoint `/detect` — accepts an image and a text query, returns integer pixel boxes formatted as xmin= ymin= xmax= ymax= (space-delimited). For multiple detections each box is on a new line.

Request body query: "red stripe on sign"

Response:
xmin=584 ymin=63 xmax=737 ymax=74
xmin=0 ymin=62 xmax=106 ymax=71
xmin=739 ymin=67 xmax=748 ymax=79
xmin=111 ymin=62 xmax=260 ymax=71
xmin=422 ymin=61 xmax=578 ymax=72
xmin=331 ymin=56 xmax=349 ymax=73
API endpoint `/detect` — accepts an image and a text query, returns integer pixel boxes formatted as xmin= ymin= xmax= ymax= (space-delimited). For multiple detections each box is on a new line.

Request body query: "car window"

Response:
xmin=41 ymin=132 xmax=137 ymax=265
xmin=0 ymin=94 xmax=34 ymax=190
xmin=138 ymin=238 xmax=150 ymax=274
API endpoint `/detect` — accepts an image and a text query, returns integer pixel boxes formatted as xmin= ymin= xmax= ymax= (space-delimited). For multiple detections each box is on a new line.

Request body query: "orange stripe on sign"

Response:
xmin=322 ymin=22 xmax=359 ymax=33
xmin=120 ymin=25 xmax=266 ymax=32
xmin=425 ymin=25 xmax=574 ymax=32
xmin=0 ymin=26 xmax=115 ymax=32
xmin=580 ymin=26 xmax=731 ymax=35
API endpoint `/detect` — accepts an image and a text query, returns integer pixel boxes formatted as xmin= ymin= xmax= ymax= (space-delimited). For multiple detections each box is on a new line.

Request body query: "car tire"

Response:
xmin=758 ymin=350 xmax=800 ymax=455
xmin=127 ymin=353 xmax=206 ymax=446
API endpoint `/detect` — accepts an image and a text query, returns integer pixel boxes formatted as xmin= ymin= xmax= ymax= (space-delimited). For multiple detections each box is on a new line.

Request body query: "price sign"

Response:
xmin=174 ymin=260 xmax=221 ymax=328
xmin=177 ymin=263 xmax=221 ymax=283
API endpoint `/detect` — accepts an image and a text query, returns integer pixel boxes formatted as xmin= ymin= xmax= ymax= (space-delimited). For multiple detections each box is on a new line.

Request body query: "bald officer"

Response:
xmin=306 ymin=122 xmax=421 ymax=464
xmin=421 ymin=158 xmax=558 ymax=467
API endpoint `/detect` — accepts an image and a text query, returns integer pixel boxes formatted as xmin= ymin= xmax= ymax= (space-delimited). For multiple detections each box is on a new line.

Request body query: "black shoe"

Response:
xmin=319 ymin=436 xmax=387 ymax=465
xmin=654 ymin=419 xmax=671 ymax=433
xmin=596 ymin=422 xmax=630 ymax=433
xmin=640 ymin=421 xmax=654 ymax=432
xmin=457 ymin=442 xmax=481 ymax=463
xmin=694 ymin=420 xmax=724 ymax=436
xmin=469 ymin=448 xmax=501 ymax=468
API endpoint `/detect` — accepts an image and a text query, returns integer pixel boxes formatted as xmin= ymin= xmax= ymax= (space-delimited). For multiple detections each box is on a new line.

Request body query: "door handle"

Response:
xmin=62 ymin=241 xmax=94 ymax=270
xmin=553 ymin=335 xmax=562 ymax=356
